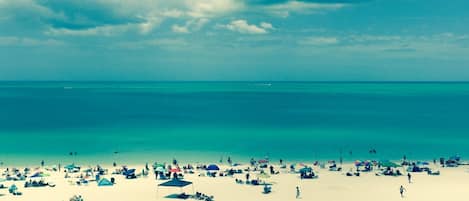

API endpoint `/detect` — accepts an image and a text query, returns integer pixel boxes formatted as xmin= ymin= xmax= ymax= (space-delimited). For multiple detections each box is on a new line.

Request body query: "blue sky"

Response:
xmin=0 ymin=0 xmax=468 ymax=81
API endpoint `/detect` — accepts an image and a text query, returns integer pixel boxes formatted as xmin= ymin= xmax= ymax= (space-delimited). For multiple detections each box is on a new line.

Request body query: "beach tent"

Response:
xmin=97 ymin=178 xmax=113 ymax=186
xmin=156 ymin=179 xmax=194 ymax=199
xmin=206 ymin=164 xmax=220 ymax=171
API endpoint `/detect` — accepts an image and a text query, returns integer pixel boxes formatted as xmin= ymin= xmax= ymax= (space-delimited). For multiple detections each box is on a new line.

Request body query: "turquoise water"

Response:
xmin=0 ymin=82 xmax=468 ymax=165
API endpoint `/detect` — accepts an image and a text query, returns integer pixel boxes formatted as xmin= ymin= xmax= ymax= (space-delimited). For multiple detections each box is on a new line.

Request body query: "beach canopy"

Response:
xmin=158 ymin=179 xmax=192 ymax=188
xmin=380 ymin=160 xmax=401 ymax=168
xmin=98 ymin=178 xmax=113 ymax=186
xmin=206 ymin=164 xmax=220 ymax=171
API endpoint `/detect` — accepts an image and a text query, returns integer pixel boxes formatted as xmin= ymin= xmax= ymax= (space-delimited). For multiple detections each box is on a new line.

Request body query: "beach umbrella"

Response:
xmin=159 ymin=179 xmax=192 ymax=187
xmin=354 ymin=160 xmax=363 ymax=166
xmin=30 ymin=172 xmax=50 ymax=178
xmin=124 ymin=169 xmax=136 ymax=176
xmin=155 ymin=166 xmax=166 ymax=172
xmin=299 ymin=167 xmax=312 ymax=174
xmin=206 ymin=164 xmax=220 ymax=171
xmin=9 ymin=184 xmax=18 ymax=192
xmin=65 ymin=164 xmax=77 ymax=170
xmin=292 ymin=163 xmax=306 ymax=168
xmin=258 ymin=159 xmax=269 ymax=164
xmin=416 ymin=161 xmax=429 ymax=166
xmin=380 ymin=160 xmax=401 ymax=168
xmin=170 ymin=168 xmax=181 ymax=173
xmin=153 ymin=163 xmax=165 ymax=169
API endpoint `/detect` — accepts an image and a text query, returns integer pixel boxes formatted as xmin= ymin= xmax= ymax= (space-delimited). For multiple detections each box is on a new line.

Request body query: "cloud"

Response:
xmin=172 ymin=24 xmax=190 ymax=33
xmin=185 ymin=0 xmax=244 ymax=18
xmin=220 ymin=20 xmax=274 ymax=34
xmin=260 ymin=22 xmax=274 ymax=30
xmin=299 ymin=36 xmax=339 ymax=45
xmin=0 ymin=36 xmax=64 ymax=46
xmin=171 ymin=18 xmax=210 ymax=34
xmin=260 ymin=1 xmax=347 ymax=17
xmin=0 ymin=0 xmax=242 ymax=37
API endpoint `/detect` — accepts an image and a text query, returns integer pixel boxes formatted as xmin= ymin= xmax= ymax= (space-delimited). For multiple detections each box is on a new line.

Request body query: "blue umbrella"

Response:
xmin=206 ymin=164 xmax=220 ymax=171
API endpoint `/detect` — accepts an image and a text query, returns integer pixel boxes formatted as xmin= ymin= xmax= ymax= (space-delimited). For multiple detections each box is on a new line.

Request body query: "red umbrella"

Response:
xmin=170 ymin=168 xmax=180 ymax=173
xmin=258 ymin=159 xmax=269 ymax=164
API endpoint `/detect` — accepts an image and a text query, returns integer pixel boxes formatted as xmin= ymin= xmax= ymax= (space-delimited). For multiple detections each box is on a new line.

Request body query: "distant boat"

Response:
xmin=256 ymin=83 xmax=272 ymax=87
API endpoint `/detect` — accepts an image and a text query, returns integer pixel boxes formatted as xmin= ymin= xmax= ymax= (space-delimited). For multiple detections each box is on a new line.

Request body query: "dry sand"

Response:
xmin=2 ymin=163 xmax=469 ymax=201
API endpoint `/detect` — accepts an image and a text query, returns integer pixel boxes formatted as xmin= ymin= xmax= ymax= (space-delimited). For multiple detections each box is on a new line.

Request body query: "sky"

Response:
xmin=0 ymin=0 xmax=468 ymax=81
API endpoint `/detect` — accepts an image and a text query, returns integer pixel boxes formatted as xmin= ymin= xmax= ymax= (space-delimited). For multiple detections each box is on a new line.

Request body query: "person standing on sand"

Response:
xmin=296 ymin=186 xmax=301 ymax=199
xmin=41 ymin=160 xmax=44 ymax=167
xmin=407 ymin=173 xmax=412 ymax=183
xmin=400 ymin=185 xmax=406 ymax=198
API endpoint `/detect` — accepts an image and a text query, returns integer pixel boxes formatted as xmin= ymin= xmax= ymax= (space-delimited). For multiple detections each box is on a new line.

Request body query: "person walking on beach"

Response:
xmin=41 ymin=160 xmax=44 ymax=167
xmin=407 ymin=173 xmax=412 ymax=183
xmin=400 ymin=185 xmax=406 ymax=198
xmin=296 ymin=186 xmax=301 ymax=199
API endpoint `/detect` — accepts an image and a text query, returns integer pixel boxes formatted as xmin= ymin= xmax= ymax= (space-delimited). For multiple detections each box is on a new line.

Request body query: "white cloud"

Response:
xmin=45 ymin=24 xmax=135 ymax=36
xmin=264 ymin=1 xmax=345 ymax=17
xmin=299 ymin=37 xmax=339 ymax=45
xmin=171 ymin=18 xmax=210 ymax=34
xmin=221 ymin=20 xmax=273 ymax=34
xmin=185 ymin=0 xmax=244 ymax=18
xmin=260 ymin=22 xmax=274 ymax=30
xmin=172 ymin=24 xmax=190 ymax=33
xmin=0 ymin=36 xmax=64 ymax=46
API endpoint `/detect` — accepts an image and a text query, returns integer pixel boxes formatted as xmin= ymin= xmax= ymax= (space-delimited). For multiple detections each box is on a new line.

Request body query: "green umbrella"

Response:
xmin=380 ymin=160 xmax=401 ymax=168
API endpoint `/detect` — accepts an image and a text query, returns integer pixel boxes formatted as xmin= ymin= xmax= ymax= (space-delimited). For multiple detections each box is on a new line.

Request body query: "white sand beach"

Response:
xmin=1 ymin=161 xmax=469 ymax=201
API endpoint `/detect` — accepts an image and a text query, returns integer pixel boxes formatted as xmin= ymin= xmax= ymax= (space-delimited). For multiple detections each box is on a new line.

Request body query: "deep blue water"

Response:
xmin=0 ymin=82 xmax=468 ymax=165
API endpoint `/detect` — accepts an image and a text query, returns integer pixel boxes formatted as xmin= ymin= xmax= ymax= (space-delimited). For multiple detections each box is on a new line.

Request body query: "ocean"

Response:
xmin=0 ymin=82 xmax=468 ymax=166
